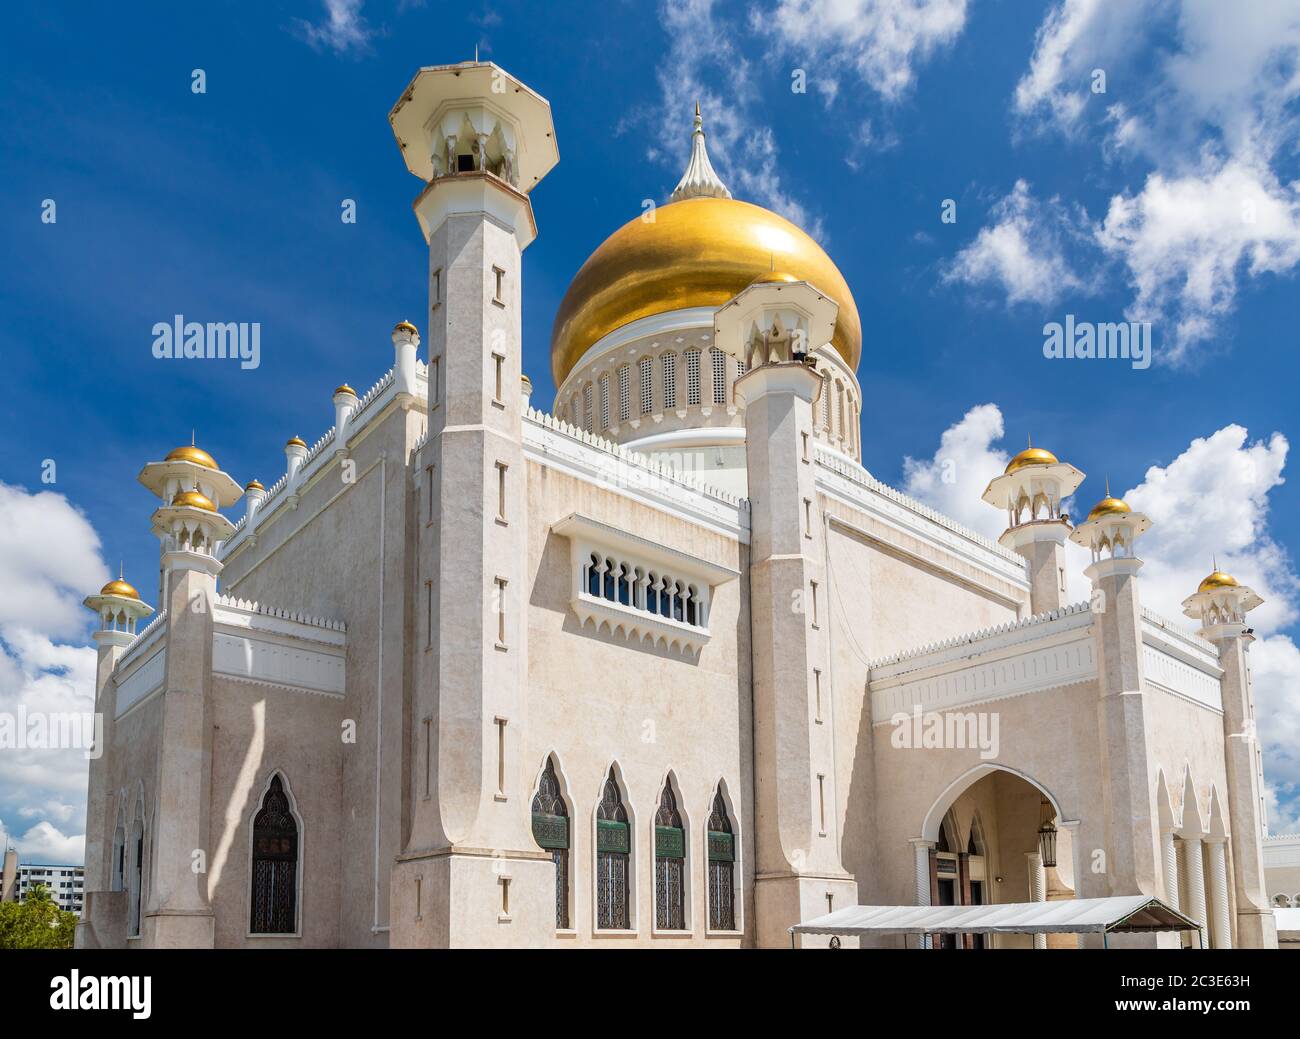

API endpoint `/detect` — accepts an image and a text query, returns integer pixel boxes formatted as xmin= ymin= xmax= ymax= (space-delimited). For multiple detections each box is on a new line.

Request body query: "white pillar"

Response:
xmin=1182 ymin=836 xmax=1208 ymax=949
xmin=1026 ymin=852 xmax=1047 ymax=950
xmin=910 ymin=839 xmax=933 ymax=950
xmin=1161 ymin=829 xmax=1180 ymax=911
xmin=1207 ymin=839 xmax=1233 ymax=949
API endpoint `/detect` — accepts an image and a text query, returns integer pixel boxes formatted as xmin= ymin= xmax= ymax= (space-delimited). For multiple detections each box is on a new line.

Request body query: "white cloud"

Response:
xmin=0 ymin=482 xmax=108 ymax=867
xmin=904 ymin=413 xmax=1300 ymax=832
xmin=1096 ymin=159 xmax=1300 ymax=360
xmin=943 ymin=180 xmax=1089 ymax=306
xmin=0 ymin=819 xmax=84 ymax=865
xmin=1014 ymin=0 xmax=1165 ymax=135
xmin=901 ymin=403 xmax=1009 ymax=540
xmin=1013 ymin=0 xmax=1300 ymax=356
xmin=760 ymin=0 xmax=969 ymax=102
xmin=295 ymin=0 xmax=374 ymax=57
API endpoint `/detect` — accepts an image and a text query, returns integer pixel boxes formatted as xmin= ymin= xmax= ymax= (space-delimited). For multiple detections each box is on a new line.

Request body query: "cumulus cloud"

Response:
xmin=294 ymin=0 xmax=374 ymax=57
xmin=0 ymin=482 xmax=108 ymax=866
xmin=901 ymin=403 xmax=1010 ymax=540
xmin=903 ymin=411 xmax=1300 ymax=832
xmin=759 ymin=0 xmax=969 ymax=102
xmin=1096 ymin=159 xmax=1300 ymax=359
xmin=943 ymin=180 xmax=1090 ymax=306
xmin=1012 ymin=0 xmax=1300 ymax=357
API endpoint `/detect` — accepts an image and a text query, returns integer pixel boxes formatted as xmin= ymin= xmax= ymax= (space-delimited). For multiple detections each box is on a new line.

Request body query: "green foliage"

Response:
xmin=0 ymin=884 xmax=78 ymax=949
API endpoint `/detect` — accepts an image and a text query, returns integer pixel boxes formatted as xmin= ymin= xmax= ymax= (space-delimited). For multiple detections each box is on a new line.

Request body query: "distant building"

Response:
xmin=0 ymin=855 xmax=84 ymax=914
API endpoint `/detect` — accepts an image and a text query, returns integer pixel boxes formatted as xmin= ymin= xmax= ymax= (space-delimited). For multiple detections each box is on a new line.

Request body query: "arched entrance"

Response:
xmin=918 ymin=765 xmax=1075 ymax=949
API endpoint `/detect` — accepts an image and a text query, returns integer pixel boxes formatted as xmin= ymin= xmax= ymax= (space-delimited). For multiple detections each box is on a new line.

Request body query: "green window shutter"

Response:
xmin=707 ymin=830 xmax=734 ymax=862
xmin=655 ymin=826 xmax=685 ymax=860
xmin=597 ymin=819 xmax=629 ymax=854
xmin=532 ymin=812 xmax=569 ymax=850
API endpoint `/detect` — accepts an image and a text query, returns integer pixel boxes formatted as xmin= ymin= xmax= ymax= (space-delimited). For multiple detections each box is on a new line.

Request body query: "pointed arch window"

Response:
xmin=707 ymin=786 xmax=736 ymax=930
xmin=531 ymin=757 xmax=570 ymax=929
xmin=127 ymin=814 xmax=144 ymax=937
xmin=250 ymin=774 xmax=298 ymax=934
xmin=596 ymin=768 xmax=630 ymax=929
xmin=655 ymin=783 xmax=686 ymax=929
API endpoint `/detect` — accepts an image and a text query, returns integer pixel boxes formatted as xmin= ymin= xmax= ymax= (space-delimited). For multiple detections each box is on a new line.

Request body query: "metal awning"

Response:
xmin=790 ymin=895 xmax=1199 ymax=937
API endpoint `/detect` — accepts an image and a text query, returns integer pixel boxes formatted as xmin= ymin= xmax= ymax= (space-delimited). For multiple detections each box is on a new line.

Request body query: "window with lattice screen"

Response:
xmin=617 ymin=366 xmax=630 ymax=422
xmin=662 ymin=353 xmax=677 ymax=409
xmin=686 ymin=349 xmax=701 ymax=406
xmin=639 ymin=357 xmax=653 ymax=415
xmin=582 ymin=384 xmax=593 ymax=432
xmin=599 ymin=374 xmax=610 ymax=430
xmin=710 ymin=348 xmax=726 ymax=405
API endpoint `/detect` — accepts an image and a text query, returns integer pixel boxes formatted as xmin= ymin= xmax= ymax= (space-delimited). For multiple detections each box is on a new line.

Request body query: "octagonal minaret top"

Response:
xmin=388 ymin=61 xmax=559 ymax=191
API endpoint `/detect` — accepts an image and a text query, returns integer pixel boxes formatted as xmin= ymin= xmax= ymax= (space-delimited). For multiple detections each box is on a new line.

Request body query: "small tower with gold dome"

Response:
xmin=77 ymin=569 xmax=154 ymax=948
xmin=131 ymin=439 xmax=241 ymax=948
xmin=1068 ymin=481 xmax=1164 ymax=915
xmin=1182 ymin=564 xmax=1275 ymax=947
xmin=982 ymin=440 xmax=1084 ymax=615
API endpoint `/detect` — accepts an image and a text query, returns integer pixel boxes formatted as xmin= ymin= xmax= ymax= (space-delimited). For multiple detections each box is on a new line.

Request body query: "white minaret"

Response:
xmin=76 ymin=570 xmax=153 ymax=949
xmin=1069 ymin=487 xmax=1165 ymax=945
xmin=133 ymin=441 xmax=241 ymax=948
xmin=981 ymin=441 xmax=1084 ymax=616
xmin=1182 ymin=567 xmax=1277 ymax=947
xmin=722 ymin=277 xmax=858 ymax=946
xmin=387 ymin=60 xmax=559 ymax=948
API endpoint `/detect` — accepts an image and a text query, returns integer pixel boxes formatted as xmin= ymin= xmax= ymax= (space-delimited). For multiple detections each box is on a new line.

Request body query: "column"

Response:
xmin=1182 ymin=837 xmax=1208 ymax=949
xmin=911 ymin=838 xmax=933 ymax=950
xmin=1206 ymin=838 xmax=1233 ymax=949
xmin=1161 ymin=828 xmax=1181 ymax=911
xmin=1026 ymin=852 xmax=1047 ymax=950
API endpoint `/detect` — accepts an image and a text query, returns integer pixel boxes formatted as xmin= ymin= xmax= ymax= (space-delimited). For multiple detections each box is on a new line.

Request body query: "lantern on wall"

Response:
xmin=1037 ymin=797 xmax=1058 ymax=869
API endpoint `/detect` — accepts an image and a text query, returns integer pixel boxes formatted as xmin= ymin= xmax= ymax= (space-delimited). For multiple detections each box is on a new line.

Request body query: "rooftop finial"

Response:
xmin=669 ymin=102 xmax=732 ymax=204
xmin=1105 ymin=475 xmax=1111 ymax=497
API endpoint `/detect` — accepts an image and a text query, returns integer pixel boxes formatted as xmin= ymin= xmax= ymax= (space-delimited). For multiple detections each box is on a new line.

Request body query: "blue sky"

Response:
xmin=3 ymin=0 xmax=1300 ymax=862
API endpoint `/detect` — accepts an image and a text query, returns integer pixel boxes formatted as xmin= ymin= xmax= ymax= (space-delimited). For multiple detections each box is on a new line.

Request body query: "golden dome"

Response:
xmin=1198 ymin=570 xmax=1239 ymax=594
xmin=245 ymin=478 xmax=264 ymax=492
xmin=99 ymin=578 xmax=139 ymax=600
xmin=751 ymin=270 xmax=801 ymax=286
xmin=1004 ymin=447 xmax=1059 ymax=474
xmin=171 ymin=490 xmax=217 ymax=512
xmin=394 ymin=320 xmax=418 ymax=335
xmin=165 ymin=445 xmax=218 ymax=470
xmin=1087 ymin=496 xmax=1131 ymax=521
xmin=286 ymin=436 xmax=307 ymax=448
xmin=334 ymin=384 xmax=356 ymax=397
xmin=550 ymin=196 xmax=862 ymax=386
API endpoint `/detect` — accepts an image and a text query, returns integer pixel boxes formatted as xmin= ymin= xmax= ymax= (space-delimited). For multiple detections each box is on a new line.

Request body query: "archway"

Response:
xmin=919 ymin=765 xmax=1075 ymax=949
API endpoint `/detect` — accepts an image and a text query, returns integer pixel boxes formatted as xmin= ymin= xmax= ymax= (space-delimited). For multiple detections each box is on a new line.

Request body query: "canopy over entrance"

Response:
xmin=790 ymin=896 xmax=1197 ymax=939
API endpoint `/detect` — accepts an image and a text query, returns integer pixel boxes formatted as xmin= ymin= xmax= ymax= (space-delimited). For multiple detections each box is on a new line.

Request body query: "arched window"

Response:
xmin=596 ymin=768 xmax=630 ymax=930
xmin=685 ymin=349 xmax=701 ymax=406
xmin=707 ymin=786 xmax=736 ymax=931
xmin=531 ymin=757 xmax=570 ymax=930
xmin=646 ymin=572 xmax=659 ymax=614
xmin=110 ymin=808 xmax=126 ymax=894
xmin=638 ymin=356 xmax=653 ymax=415
xmin=603 ymin=557 xmax=616 ymax=601
xmin=710 ymin=347 xmax=726 ymax=405
xmin=588 ymin=554 xmax=602 ymax=598
xmin=250 ymin=774 xmax=298 ymax=934
xmin=654 ymin=782 xmax=686 ymax=930
xmin=127 ymin=797 xmax=144 ymax=937
xmin=662 ymin=353 xmax=677 ymax=410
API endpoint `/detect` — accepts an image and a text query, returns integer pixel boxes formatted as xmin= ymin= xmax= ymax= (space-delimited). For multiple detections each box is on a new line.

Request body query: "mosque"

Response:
xmin=74 ymin=61 xmax=1276 ymax=949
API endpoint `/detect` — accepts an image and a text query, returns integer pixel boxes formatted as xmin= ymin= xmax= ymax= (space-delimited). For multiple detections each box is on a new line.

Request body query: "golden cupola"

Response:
xmin=549 ymin=107 xmax=862 ymax=388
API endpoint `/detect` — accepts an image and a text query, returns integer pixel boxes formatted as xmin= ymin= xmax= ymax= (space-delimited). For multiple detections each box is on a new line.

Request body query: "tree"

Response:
xmin=0 ymin=884 xmax=78 ymax=949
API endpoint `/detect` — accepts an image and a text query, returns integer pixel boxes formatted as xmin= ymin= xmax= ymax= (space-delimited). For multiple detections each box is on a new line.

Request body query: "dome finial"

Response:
xmin=670 ymin=103 xmax=732 ymax=204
